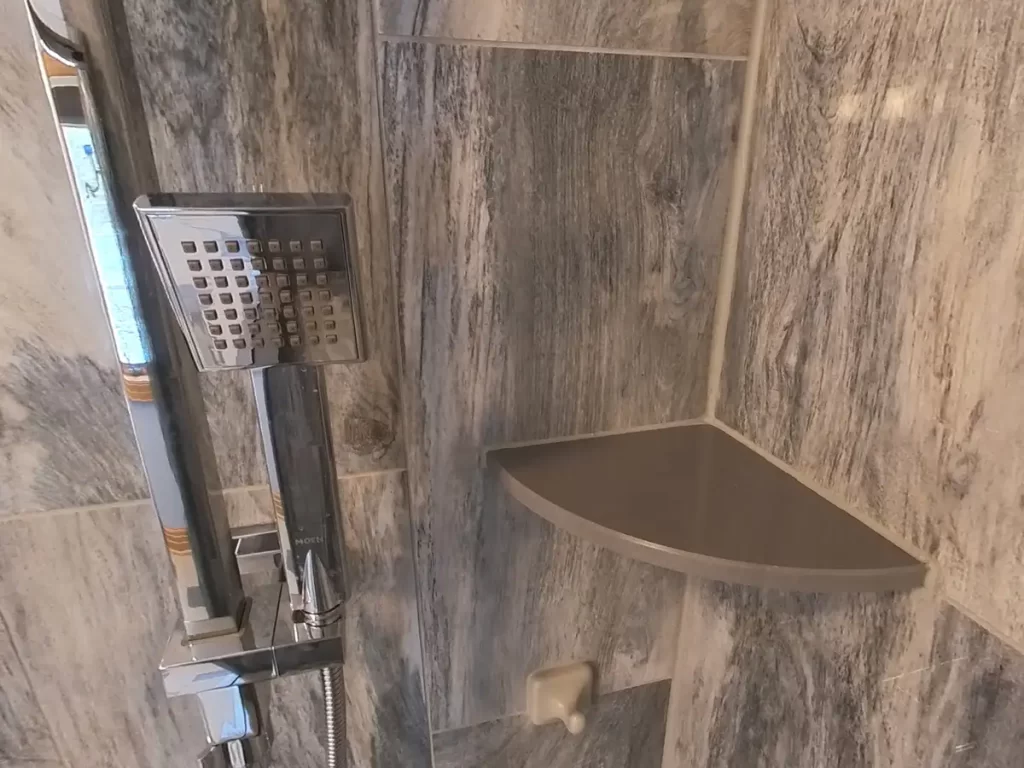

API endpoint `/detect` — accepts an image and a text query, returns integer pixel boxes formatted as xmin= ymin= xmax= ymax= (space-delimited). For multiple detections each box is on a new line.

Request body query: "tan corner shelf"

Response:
xmin=488 ymin=424 xmax=926 ymax=592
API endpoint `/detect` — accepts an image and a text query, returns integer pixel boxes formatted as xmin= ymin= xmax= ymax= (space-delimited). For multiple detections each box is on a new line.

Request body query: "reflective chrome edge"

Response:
xmin=133 ymin=193 xmax=367 ymax=372
xmin=24 ymin=2 xmax=245 ymax=638
xmin=251 ymin=367 xmax=347 ymax=614
xmin=161 ymin=583 xmax=343 ymax=698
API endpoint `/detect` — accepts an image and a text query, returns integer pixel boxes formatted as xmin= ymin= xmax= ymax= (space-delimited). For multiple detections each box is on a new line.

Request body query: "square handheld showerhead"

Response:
xmin=134 ymin=193 xmax=364 ymax=372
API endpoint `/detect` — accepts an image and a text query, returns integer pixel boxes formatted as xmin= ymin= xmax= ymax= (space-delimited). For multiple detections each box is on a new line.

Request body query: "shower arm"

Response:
xmin=25 ymin=5 xmax=347 ymax=767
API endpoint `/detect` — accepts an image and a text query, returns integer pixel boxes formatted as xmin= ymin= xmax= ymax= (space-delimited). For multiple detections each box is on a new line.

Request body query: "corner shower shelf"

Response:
xmin=488 ymin=424 xmax=926 ymax=592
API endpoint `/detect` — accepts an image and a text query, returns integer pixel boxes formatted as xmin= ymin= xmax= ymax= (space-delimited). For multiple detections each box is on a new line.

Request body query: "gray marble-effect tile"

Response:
xmin=663 ymin=580 xmax=948 ymax=768
xmin=0 ymin=613 xmax=61 ymax=765
xmin=0 ymin=504 xmax=204 ymax=767
xmin=235 ymin=472 xmax=429 ymax=767
xmin=720 ymin=0 xmax=1024 ymax=647
xmin=0 ymin=6 xmax=146 ymax=516
xmin=201 ymin=373 xmax=268 ymax=489
xmin=378 ymin=0 xmax=753 ymax=55
xmin=383 ymin=43 xmax=741 ymax=729
xmin=336 ymin=472 xmax=430 ymax=767
xmin=221 ymin=484 xmax=274 ymax=528
xmin=434 ymin=680 xmax=670 ymax=768
xmin=122 ymin=0 xmax=405 ymax=479
xmin=0 ymin=472 xmax=428 ymax=768
xmin=878 ymin=604 xmax=1024 ymax=768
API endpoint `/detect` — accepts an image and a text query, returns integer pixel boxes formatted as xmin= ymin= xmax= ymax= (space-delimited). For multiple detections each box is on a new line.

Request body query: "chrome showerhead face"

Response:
xmin=135 ymin=193 xmax=364 ymax=371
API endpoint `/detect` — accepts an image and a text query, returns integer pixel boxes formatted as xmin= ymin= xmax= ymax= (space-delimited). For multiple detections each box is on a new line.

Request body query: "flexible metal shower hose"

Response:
xmin=321 ymin=665 xmax=346 ymax=768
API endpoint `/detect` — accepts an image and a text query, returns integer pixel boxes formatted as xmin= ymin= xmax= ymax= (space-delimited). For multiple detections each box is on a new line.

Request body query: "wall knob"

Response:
xmin=525 ymin=661 xmax=594 ymax=736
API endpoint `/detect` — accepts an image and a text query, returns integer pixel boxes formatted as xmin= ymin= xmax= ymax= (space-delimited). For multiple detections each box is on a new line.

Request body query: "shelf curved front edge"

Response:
xmin=488 ymin=424 xmax=927 ymax=593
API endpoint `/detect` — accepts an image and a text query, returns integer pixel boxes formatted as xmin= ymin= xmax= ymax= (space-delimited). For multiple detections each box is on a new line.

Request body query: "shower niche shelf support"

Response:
xmin=488 ymin=423 xmax=926 ymax=593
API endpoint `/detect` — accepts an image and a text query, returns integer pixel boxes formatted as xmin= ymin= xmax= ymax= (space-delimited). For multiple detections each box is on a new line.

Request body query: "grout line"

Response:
xmin=484 ymin=417 xmax=707 ymax=453
xmin=0 ymin=606 xmax=72 ymax=768
xmin=706 ymin=418 xmax=1024 ymax=662
xmin=0 ymin=497 xmax=150 ymax=523
xmin=881 ymin=656 xmax=970 ymax=684
xmin=0 ymin=469 xmax=409 ymax=524
xmin=377 ymin=33 xmax=748 ymax=61
xmin=660 ymin=585 xmax=694 ymax=768
xmin=370 ymin=5 xmax=440 ymax=762
xmin=339 ymin=467 xmax=408 ymax=481
xmin=943 ymin=594 xmax=1024 ymax=659
xmin=428 ymin=677 xmax=673 ymax=737
xmin=704 ymin=0 xmax=770 ymax=420
xmin=218 ymin=483 xmax=271 ymax=495
xmin=708 ymin=417 xmax=933 ymax=565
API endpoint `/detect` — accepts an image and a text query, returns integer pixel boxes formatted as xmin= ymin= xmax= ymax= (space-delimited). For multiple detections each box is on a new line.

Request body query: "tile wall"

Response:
xmin=379 ymin=3 xmax=748 ymax=760
xmin=701 ymin=0 xmax=1024 ymax=764
xmin=0 ymin=0 xmax=427 ymax=763
xmin=2 ymin=0 xmax=1024 ymax=765
xmin=720 ymin=0 xmax=1024 ymax=670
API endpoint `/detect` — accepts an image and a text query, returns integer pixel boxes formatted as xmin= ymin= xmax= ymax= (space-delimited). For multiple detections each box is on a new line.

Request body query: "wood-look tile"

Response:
xmin=335 ymin=472 xmax=430 ymax=767
xmin=0 ymin=8 xmax=146 ymax=516
xmin=122 ymin=0 xmax=405 ymax=478
xmin=0 ymin=613 xmax=61 ymax=765
xmin=878 ymin=605 xmax=1024 ymax=767
xmin=720 ymin=0 xmax=1024 ymax=648
xmin=200 ymin=373 xmax=267 ymax=489
xmin=0 ymin=472 xmax=428 ymax=768
xmin=262 ymin=472 xmax=431 ymax=768
xmin=665 ymin=583 xmax=1024 ymax=768
xmin=663 ymin=580 xmax=950 ymax=768
xmin=378 ymin=0 xmax=753 ymax=55
xmin=383 ymin=43 xmax=742 ymax=729
xmin=434 ymin=680 xmax=670 ymax=768
xmin=0 ymin=504 xmax=204 ymax=767
xmin=221 ymin=484 xmax=274 ymax=528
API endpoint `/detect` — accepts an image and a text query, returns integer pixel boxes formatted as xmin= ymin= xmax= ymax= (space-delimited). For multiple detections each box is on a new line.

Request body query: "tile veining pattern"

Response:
xmin=434 ymin=681 xmax=671 ymax=768
xmin=117 ymin=0 xmax=428 ymax=762
xmin=0 ymin=2 xmax=428 ymax=767
xmin=0 ymin=503 xmax=204 ymax=768
xmin=0 ymin=476 xmax=429 ymax=768
xmin=720 ymin=0 xmax=1024 ymax=647
xmin=261 ymin=474 xmax=431 ymax=768
xmin=663 ymin=582 xmax=1024 ymax=767
xmin=0 ymin=4 xmax=146 ymax=517
xmin=383 ymin=42 xmax=743 ymax=730
xmin=0 ymin=613 xmax=62 ymax=766
xmin=123 ymin=0 xmax=405 ymax=483
xmin=378 ymin=0 xmax=754 ymax=55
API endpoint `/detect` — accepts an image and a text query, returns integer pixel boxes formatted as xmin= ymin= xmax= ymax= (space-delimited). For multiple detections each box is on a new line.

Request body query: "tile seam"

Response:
xmin=378 ymin=33 xmax=748 ymax=61
xmin=704 ymin=0 xmax=770 ymax=419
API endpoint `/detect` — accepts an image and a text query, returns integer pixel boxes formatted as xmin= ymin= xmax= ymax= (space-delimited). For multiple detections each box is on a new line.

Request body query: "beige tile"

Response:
xmin=378 ymin=0 xmax=753 ymax=55
xmin=383 ymin=42 xmax=742 ymax=729
xmin=720 ymin=0 xmax=1024 ymax=648
xmin=0 ymin=5 xmax=146 ymax=517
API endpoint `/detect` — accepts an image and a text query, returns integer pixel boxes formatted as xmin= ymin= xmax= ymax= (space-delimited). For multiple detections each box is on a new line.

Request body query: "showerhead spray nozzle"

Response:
xmin=134 ymin=193 xmax=365 ymax=373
